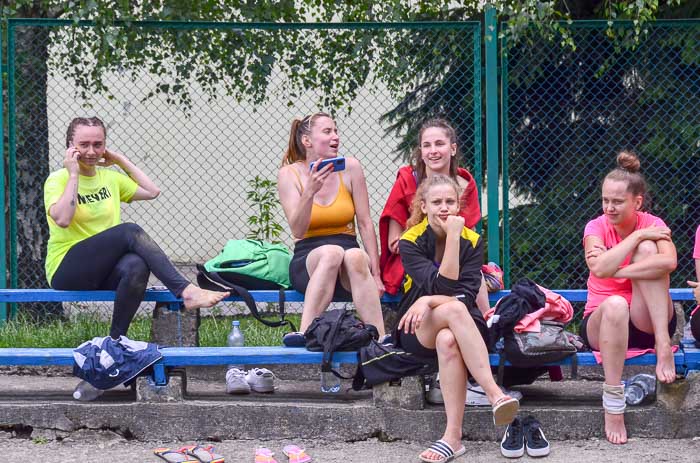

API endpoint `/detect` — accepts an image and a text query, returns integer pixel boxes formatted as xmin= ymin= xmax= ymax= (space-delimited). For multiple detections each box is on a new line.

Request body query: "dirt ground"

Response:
xmin=1 ymin=430 xmax=697 ymax=463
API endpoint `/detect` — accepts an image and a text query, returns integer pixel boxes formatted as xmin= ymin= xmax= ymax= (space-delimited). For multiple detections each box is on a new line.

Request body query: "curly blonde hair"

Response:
xmin=406 ymin=174 xmax=462 ymax=228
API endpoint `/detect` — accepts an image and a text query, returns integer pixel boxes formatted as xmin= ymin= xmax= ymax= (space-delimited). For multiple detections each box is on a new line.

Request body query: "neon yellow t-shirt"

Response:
xmin=43 ymin=168 xmax=138 ymax=284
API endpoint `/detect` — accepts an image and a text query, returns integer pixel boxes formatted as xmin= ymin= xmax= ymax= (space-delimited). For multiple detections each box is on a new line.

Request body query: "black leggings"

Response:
xmin=51 ymin=223 xmax=190 ymax=338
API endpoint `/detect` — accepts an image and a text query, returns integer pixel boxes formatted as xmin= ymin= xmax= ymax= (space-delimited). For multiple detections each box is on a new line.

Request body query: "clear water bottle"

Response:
xmin=73 ymin=380 xmax=104 ymax=401
xmin=624 ymin=373 xmax=656 ymax=405
xmin=624 ymin=382 xmax=645 ymax=405
xmin=320 ymin=361 xmax=341 ymax=393
xmin=227 ymin=320 xmax=245 ymax=347
xmin=227 ymin=320 xmax=245 ymax=370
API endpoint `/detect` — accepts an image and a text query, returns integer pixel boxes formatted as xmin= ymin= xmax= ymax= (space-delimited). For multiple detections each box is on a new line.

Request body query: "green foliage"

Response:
xmin=504 ymin=23 xmax=700 ymax=289
xmin=6 ymin=1 xmax=694 ymax=115
xmin=246 ymin=176 xmax=283 ymax=242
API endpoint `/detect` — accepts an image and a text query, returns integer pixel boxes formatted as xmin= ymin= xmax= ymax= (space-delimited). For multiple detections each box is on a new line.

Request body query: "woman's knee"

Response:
xmin=632 ymin=240 xmax=658 ymax=262
xmin=116 ymin=254 xmax=150 ymax=287
xmin=600 ymin=296 xmax=630 ymax=325
xmin=314 ymin=245 xmax=346 ymax=268
xmin=115 ymin=222 xmax=145 ymax=236
xmin=438 ymin=300 xmax=469 ymax=320
xmin=342 ymin=248 xmax=370 ymax=274
xmin=435 ymin=328 xmax=460 ymax=357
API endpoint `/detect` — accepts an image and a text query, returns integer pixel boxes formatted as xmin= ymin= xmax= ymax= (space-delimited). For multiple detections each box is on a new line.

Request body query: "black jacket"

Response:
xmin=397 ymin=218 xmax=483 ymax=315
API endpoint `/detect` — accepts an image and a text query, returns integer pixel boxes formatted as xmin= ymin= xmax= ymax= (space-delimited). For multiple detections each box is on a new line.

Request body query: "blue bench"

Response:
xmin=0 ymin=288 xmax=698 ymax=386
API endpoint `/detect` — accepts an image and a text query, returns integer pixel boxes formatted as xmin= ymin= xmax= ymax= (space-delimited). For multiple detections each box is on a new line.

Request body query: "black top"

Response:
xmin=397 ymin=217 xmax=483 ymax=315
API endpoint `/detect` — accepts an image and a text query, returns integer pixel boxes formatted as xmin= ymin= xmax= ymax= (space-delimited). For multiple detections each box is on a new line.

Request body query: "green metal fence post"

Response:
xmin=473 ymin=23 xmax=483 ymax=234
xmin=500 ymin=22 xmax=510 ymax=289
xmin=484 ymin=6 xmax=500 ymax=265
xmin=0 ymin=20 xmax=6 ymax=325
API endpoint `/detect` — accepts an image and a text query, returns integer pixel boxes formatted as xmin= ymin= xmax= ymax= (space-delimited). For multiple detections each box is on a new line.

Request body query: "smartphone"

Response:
xmin=309 ymin=156 xmax=345 ymax=173
xmin=69 ymin=144 xmax=81 ymax=160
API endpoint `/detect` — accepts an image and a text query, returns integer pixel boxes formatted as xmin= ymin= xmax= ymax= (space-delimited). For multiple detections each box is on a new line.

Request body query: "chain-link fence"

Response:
xmin=4 ymin=18 xmax=698 ymax=334
xmin=4 ymin=20 xmax=482 ymax=322
xmin=503 ymin=20 xmax=700 ymax=320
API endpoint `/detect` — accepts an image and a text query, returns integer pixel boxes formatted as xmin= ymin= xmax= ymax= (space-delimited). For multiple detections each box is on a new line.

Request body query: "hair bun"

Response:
xmin=617 ymin=150 xmax=641 ymax=173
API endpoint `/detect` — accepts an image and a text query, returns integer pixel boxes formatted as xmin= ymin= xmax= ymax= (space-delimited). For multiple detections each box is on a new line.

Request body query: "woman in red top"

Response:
xmin=379 ymin=119 xmax=489 ymax=313
xmin=582 ymin=151 xmax=677 ymax=444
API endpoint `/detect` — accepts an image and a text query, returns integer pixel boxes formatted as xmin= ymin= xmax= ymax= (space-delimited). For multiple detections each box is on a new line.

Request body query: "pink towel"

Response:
xmin=485 ymin=285 xmax=574 ymax=333
xmin=592 ymin=345 xmax=679 ymax=364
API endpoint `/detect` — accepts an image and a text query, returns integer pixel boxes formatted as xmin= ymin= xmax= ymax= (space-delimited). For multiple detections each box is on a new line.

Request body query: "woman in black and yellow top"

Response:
xmin=45 ymin=117 xmax=228 ymax=339
xmin=277 ymin=112 xmax=385 ymax=346
xmin=396 ymin=175 xmax=518 ymax=462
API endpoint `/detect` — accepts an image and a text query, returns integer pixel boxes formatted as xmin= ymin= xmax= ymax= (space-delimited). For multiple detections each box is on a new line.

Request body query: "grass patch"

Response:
xmin=0 ymin=312 xmax=300 ymax=348
xmin=199 ymin=312 xmax=301 ymax=346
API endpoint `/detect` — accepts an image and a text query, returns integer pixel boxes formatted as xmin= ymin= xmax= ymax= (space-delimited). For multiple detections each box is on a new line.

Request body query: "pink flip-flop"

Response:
xmin=255 ymin=448 xmax=278 ymax=463
xmin=282 ymin=445 xmax=312 ymax=463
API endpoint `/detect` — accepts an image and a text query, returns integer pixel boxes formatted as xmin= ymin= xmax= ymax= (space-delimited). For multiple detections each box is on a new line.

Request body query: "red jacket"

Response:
xmin=378 ymin=166 xmax=481 ymax=295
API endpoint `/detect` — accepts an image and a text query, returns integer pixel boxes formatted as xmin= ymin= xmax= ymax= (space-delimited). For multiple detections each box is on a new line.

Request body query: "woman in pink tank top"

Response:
xmin=581 ymin=151 xmax=677 ymax=445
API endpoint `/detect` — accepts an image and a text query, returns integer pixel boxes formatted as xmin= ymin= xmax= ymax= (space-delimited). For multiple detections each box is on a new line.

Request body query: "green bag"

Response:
xmin=203 ymin=239 xmax=292 ymax=290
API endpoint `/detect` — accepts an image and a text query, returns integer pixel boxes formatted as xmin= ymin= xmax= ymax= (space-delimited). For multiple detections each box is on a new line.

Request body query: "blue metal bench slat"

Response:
xmin=0 ymin=348 xmax=75 ymax=366
xmin=0 ymin=288 xmax=694 ymax=304
xmin=0 ymin=346 xmax=688 ymax=369
xmin=159 ymin=347 xmax=358 ymax=365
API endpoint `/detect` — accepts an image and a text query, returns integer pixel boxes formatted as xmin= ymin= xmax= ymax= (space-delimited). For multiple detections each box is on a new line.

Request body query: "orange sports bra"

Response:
xmin=291 ymin=167 xmax=356 ymax=239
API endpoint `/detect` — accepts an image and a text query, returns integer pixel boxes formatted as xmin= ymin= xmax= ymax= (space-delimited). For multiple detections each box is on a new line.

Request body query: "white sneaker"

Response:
xmin=245 ymin=368 xmax=275 ymax=393
xmin=426 ymin=376 xmax=444 ymax=404
xmin=226 ymin=367 xmax=251 ymax=394
xmin=467 ymin=382 xmax=523 ymax=406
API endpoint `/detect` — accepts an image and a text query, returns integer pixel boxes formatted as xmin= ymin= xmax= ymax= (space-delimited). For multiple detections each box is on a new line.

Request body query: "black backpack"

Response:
xmin=196 ymin=264 xmax=296 ymax=332
xmin=352 ymin=339 xmax=437 ymax=390
xmin=304 ymin=309 xmax=379 ymax=379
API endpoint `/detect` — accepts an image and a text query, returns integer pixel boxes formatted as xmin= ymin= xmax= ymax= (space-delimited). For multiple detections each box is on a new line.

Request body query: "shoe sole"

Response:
xmin=526 ymin=445 xmax=550 ymax=457
xmin=493 ymin=399 xmax=520 ymax=426
xmin=501 ymin=446 xmax=525 ymax=458
xmin=226 ymin=385 xmax=251 ymax=394
xmin=250 ymin=383 xmax=275 ymax=393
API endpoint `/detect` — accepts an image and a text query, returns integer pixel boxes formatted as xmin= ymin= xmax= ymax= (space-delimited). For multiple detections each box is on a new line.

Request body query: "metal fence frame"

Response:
xmin=2 ymin=15 xmax=698 ymax=324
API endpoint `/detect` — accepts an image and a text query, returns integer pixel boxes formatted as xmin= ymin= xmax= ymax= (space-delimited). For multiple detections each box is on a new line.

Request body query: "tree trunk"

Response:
xmin=13 ymin=24 xmax=62 ymax=317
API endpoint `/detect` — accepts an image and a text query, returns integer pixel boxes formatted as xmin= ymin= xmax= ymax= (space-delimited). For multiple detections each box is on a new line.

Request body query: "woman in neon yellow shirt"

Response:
xmin=45 ymin=117 xmax=227 ymax=338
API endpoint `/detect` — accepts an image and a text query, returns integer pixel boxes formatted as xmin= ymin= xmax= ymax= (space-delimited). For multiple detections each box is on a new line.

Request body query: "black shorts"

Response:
xmin=580 ymin=311 xmax=677 ymax=350
xmin=396 ymin=329 xmax=437 ymax=358
xmin=289 ymin=234 xmax=359 ymax=300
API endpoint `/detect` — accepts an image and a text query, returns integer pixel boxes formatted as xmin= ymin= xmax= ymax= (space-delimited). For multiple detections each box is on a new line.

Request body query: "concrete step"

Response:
xmin=0 ymin=374 xmax=697 ymax=442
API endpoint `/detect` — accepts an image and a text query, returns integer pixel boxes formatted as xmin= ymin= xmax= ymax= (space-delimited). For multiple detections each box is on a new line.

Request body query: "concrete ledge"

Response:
xmin=136 ymin=370 xmax=186 ymax=402
xmin=2 ymin=375 xmax=700 ymax=442
xmin=1 ymin=398 xmax=698 ymax=442
xmin=373 ymin=376 xmax=425 ymax=410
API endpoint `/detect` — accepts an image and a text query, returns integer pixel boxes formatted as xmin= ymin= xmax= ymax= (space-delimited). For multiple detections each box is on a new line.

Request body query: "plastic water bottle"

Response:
xmin=227 ymin=320 xmax=245 ymax=370
xmin=624 ymin=373 xmax=656 ymax=405
xmin=227 ymin=320 xmax=245 ymax=347
xmin=320 ymin=361 xmax=341 ymax=393
xmin=73 ymin=380 xmax=104 ymax=401
xmin=623 ymin=382 xmax=645 ymax=405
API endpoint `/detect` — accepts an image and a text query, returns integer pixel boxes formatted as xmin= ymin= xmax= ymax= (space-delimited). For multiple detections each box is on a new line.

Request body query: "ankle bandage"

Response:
xmin=602 ymin=383 xmax=626 ymax=414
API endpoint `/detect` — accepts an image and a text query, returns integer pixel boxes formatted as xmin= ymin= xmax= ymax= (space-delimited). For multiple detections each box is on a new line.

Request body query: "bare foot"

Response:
xmin=419 ymin=435 xmax=464 ymax=462
xmin=655 ymin=343 xmax=676 ymax=384
xmin=181 ymin=284 xmax=228 ymax=310
xmin=604 ymin=412 xmax=628 ymax=444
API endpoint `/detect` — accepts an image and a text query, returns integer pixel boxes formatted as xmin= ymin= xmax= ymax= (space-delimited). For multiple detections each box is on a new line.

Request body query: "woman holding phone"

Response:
xmin=45 ymin=117 xmax=228 ymax=340
xmin=277 ymin=112 xmax=385 ymax=346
